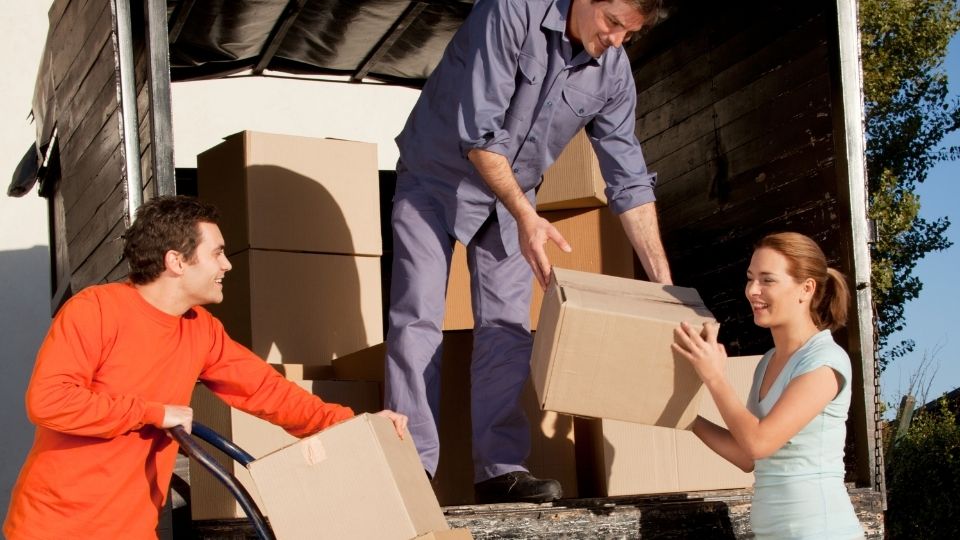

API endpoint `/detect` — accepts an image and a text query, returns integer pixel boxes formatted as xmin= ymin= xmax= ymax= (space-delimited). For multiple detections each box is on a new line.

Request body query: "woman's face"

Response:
xmin=745 ymin=247 xmax=813 ymax=329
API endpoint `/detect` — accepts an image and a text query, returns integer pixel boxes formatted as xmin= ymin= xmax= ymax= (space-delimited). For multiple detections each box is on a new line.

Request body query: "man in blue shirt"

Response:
xmin=387 ymin=0 xmax=671 ymax=503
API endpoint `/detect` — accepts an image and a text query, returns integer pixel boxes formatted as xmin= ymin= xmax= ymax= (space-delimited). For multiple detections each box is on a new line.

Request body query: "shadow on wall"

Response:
xmin=202 ymin=165 xmax=382 ymax=366
xmin=0 ymin=245 xmax=52 ymax=525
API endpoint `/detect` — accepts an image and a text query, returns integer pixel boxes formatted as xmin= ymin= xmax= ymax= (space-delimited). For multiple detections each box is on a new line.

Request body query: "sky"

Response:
xmin=879 ymin=35 xmax=960 ymax=414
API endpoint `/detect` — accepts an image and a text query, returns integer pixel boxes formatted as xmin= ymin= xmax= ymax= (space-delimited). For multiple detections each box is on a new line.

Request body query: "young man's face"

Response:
xmin=568 ymin=0 xmax=647 ymax=58
xmin=180 ymin=222 xmax=232 ymax=306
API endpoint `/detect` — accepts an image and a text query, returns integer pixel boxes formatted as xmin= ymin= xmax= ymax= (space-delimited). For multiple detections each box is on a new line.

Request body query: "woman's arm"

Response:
xmin=691 ymin=416 xmax=754 ymax=472
xmin=673 ymin=322 xmax=840 ymax=460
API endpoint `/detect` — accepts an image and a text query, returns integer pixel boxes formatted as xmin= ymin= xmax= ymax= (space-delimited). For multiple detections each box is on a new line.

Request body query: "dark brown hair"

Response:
xmin=595 ymin=0 xmax=665 ymax=26
xmin=755 ymin=232 xmax=850 ymax=331
xmin=123 ymin=196 xmax=220 ymax=285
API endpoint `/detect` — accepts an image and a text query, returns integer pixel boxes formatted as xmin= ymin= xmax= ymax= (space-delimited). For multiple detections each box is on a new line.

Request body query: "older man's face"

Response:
xmin=568 ymin=0 xmax=647 ymax=58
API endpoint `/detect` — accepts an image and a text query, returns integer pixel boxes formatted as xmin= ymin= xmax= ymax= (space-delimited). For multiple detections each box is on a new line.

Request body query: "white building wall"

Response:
xmin=0 ymin=1 xmax=420 ymax=530
xmin=0 ymin=1 xmax=55 ymax=529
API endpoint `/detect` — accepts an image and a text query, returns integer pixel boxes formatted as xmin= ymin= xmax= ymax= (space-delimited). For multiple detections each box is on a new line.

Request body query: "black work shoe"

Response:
xmin=474 ymin=471 xmax=563 ymax=504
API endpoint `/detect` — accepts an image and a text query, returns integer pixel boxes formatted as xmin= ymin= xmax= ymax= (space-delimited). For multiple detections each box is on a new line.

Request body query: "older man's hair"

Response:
xmin=607 ymin=0 xmax=666 ymax=27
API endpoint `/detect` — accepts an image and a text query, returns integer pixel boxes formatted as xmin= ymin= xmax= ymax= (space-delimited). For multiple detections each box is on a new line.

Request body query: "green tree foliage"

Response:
xmin=885 ymin=399 xmax=960 ymax=538
xmin=859 ymin=0 xmax=959 ymax=369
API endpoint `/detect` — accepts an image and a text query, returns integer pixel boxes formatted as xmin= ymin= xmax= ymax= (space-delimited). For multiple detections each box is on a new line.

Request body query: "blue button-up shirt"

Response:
xmin=395 ymin=0 xmax=656 ymax=254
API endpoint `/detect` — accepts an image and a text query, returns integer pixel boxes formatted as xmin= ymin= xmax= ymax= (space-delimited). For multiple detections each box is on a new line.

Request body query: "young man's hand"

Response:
xmin=375 ymin=410 xmax=408 ymax=439
xmin=161 ymin=405 xmax=194 ymax=434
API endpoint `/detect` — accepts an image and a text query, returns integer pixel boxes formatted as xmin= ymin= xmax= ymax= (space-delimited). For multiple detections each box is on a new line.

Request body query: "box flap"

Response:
xmin=530 ymin=273 xmax=567 ymax=409
xmin=248 ymin=414 xmax=435 ymax=539
xmin=554 ymin=268 xmax=712 ymax=321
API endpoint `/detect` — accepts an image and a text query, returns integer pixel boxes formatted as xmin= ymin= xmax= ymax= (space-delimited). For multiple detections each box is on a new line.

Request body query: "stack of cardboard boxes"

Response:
xmin=197 ymin=131 xmax=384 ymax=365
xmin=191 ymin=131 xmax=472 ymax=538
xmin=186 ymin=128 xmax=757 ymax=532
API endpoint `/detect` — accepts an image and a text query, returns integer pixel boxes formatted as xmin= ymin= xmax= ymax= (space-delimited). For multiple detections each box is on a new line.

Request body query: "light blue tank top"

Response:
xmin=746 ymin=330 xmax=864 ymax=539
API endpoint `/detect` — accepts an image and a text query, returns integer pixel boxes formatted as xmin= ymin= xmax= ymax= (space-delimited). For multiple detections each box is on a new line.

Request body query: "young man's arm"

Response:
xmin=26 ymin=294 xmax=169 ymax=438
xmin=198 ymin=319 xmax=355 ymax=437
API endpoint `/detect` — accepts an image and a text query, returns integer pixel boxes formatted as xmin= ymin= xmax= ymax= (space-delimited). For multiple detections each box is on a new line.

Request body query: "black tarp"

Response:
xmin=167 ymin=0 xmax=474 ymax=85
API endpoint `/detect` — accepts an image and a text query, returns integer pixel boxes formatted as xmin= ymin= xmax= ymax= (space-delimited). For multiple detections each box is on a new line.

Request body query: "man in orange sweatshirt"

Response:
xmin=3 ymin=195 xmax=407 ymax=540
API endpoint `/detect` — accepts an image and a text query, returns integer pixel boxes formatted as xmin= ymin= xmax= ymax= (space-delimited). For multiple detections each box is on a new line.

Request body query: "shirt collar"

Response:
xmin=543 ymin=0 xmax=571 ymax=33
xmin=544 ymin=0 xmax=604 ymax=67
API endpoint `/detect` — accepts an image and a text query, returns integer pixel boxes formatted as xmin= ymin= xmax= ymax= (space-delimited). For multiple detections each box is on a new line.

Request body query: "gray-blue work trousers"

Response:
xmin=384 ymin=179 xmax=534 ymax=482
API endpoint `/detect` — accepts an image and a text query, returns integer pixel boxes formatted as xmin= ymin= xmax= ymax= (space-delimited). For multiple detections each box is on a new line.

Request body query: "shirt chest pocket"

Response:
xmin=517 ymin=52 xmax=546 ymax=86
xmin=507 ymin=53 xmax=547 ymax=123
xmin=562 ymin=85 xmax=605 ymax=120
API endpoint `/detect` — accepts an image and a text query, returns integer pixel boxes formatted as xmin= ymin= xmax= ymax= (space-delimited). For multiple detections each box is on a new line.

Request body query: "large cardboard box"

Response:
xmin=578 ymin=356 xmax=762 ymax=496
xmin=209 ymin=249 xmax=383 ymax=365
xmin=531 ymin=268 xmax=715 ymax=429
xmin=197 ymin=130 xmax=381 ymax=257
xmin=443 ymin=207 xmax=635 ymax=331
xmin=331 ymin=333 xmax=578 ymax=505
xmin=537 ymin=129 xmax=606 ymax=211
xmin=248 ymin=413 xmax=449 ymax=540
xmin=189 ymin=379 xmax=381 ymax=520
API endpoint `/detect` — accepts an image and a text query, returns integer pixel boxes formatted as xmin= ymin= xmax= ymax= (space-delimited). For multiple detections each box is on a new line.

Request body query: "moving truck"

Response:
xmin=10 ymin=0 xmax=884 ymax=537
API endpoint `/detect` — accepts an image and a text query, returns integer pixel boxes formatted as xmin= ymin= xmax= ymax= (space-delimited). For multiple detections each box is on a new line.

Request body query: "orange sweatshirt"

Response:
xmin=3 ymin=283 xmax=354 ymax=540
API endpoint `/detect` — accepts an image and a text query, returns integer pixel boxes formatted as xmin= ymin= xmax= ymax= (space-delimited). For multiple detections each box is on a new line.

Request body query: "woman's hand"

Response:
xmin=376 ymin=409 xmax=409 ymax=439
xmin=672 ymin=321 xmax=727 ymax=385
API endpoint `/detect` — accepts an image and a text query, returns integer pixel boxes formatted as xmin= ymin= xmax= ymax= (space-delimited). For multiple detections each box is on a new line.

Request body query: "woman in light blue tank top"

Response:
xmin=673 ymin=232 xmax=864 ymax=540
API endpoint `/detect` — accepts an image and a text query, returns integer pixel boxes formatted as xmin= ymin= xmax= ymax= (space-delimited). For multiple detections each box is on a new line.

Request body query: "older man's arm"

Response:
xmin=619 ymin=202 xmax=672 ymax=285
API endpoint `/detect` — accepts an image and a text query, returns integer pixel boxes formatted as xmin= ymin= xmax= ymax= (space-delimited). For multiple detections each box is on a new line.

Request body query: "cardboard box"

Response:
xmin=415 ymin=531 xmax=474 ymax=539
xmin=537 ymin=129 xmax=606 ymax=211
xmin=189 ymin=379 xmax=381 ymax=520
xmin=272 ymin=363 xmax=335 ymax=380
xmin=578 ymin=356 xmax=762 ymax=496
xmin=330 ymin=333 xmax=578 ymax=505
xmin=197 ymin=130 xmax=381 ymax=256
xmin=530 ymin=268 xmax=715 ymax=429
xmin=248 ymin=413 xmax=449 ymax=540
xmin=209 ymin=249 xmax=383 ymax=365
xmin=443 ymin=207 xmax=635 ymax=330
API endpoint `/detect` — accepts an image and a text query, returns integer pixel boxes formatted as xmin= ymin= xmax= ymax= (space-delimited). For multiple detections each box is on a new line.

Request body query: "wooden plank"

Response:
xmin=639 ymin=42 xmax=830 ymax=151
xmin=47 ymin=0 xmax=75 ymax=34
xmin=640 ymin=56 xmax=831 ymax=164
xmin=59 ymin=41 xmax=117 ymax=155
xmin=192 ymin=488 xmax=883 ymax=539
xmin=51 ymin=184 xmax=74 ymax=314
xmin=634 ymin=3 xmax=825 ymax=120
xmin=102 ymin=256 xmax=128 ymax=284
xmin=654 ymin=76 xmax=833 ymax=211
xmin=140 ymin=145 xmax=155 ymax=200
xmin=627 ymin=0 xmax=818 ymax=94
xmin=645 ymin=48 xmax=831 ymax=182
xmin=67 ymin=176 xmax=125 ymax=274
xmin=64 ymin=147 xmax=123 ymax=246
xmin=662 ymin=161 xmax=839 ymax=244
xmin=51 ymin=0 xmax=111 ymax=95
xmin=60 ymin=106 xmax=122 ymax=216
xmin=629 ymin=10 xmax=710 ymax=91
xmin=70 ymin=217 xmax=125 ymax=291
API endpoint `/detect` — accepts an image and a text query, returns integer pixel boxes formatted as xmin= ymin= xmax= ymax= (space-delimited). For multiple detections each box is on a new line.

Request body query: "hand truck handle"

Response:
xmin=169 ymin=423 xmax=276 ymax=540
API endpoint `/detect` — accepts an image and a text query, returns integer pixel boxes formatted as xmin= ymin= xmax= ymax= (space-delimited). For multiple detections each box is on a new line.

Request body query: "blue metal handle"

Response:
xmin=169 ymin=423 xmax=275 ymax=540
xmin=190 ymin=421 xmax=256 ymax=466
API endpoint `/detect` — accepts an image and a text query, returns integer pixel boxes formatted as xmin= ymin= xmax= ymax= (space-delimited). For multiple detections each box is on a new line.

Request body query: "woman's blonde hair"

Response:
xmin=755 ymin=232 xmax=850 ymax=331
